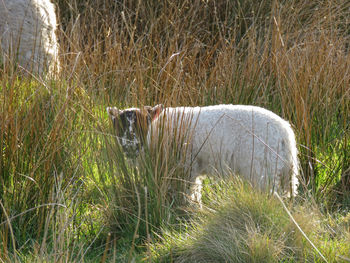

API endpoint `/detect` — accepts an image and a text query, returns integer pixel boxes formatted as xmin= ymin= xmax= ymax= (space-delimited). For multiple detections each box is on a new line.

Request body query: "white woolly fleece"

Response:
xmin=0 ymin=0 xmax=60 ymax=75
xmin=148 ymin=105 xmax=299 ymax=202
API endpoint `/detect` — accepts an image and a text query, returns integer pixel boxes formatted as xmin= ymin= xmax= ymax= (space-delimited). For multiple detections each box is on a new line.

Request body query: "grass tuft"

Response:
xmin=149 ymin=178 xmax=350 ymax=262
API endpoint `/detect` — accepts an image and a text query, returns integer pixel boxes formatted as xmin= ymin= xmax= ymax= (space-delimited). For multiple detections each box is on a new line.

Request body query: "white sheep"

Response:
xmin=0 ymin=0 xmax=60 ymax=75
xmin=107 ymin=104 xmax=299 ymax=205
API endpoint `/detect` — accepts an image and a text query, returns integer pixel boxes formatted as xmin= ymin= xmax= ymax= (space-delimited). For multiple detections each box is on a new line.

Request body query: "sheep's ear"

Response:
xmin=143 ymin=106 xmax=153 ymax=113
xmin=148 ymin=104 xmax=164 ymax=121
xmin=106 ymin=107 xmax=120 ymax=119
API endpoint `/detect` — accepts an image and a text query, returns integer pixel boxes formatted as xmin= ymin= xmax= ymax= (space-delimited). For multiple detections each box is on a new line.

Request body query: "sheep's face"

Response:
xmin=107 ymin=105 xmax=164 ymax=158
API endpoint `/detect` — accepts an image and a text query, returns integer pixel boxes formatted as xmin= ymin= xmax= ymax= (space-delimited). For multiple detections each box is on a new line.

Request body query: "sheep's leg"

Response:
xmin=188 ymin=175 xmax=203 ymax=208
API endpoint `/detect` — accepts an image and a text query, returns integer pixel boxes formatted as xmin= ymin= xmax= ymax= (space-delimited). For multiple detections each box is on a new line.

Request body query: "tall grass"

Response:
xmin=56 ymin=0 xmax=349 ymax=188
xmin=0 ymin=0 xmax=349 ymax=261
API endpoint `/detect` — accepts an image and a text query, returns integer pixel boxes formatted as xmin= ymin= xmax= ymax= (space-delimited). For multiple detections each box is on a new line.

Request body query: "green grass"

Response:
xmin=1 ymin=0 xmax=349 ymax=261
xmin=150 ymin=178 xmax=350 ymax=262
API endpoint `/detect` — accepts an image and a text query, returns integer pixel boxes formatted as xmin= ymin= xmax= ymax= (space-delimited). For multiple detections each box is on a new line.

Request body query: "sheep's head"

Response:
xmin=106 ymin=104 xmax=164 ymax=158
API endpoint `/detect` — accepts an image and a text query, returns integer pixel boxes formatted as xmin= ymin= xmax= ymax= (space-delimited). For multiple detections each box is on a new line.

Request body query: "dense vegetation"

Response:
xmin=1 ymin=0 xmax=349 ymax=261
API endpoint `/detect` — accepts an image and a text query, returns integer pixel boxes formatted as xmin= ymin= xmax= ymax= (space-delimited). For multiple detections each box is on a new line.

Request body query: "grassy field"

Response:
xmin=1 ymin=0 xmax=349 ymax=262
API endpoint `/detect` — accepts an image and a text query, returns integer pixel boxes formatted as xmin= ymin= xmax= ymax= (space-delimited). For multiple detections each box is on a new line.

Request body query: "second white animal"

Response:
xmin=0 ymin=0 xmax=60 ymax=75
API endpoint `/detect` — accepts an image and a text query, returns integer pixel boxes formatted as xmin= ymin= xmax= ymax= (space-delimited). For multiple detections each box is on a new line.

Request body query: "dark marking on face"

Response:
xmin=107 ymin=105 xmax=164 ymax=158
